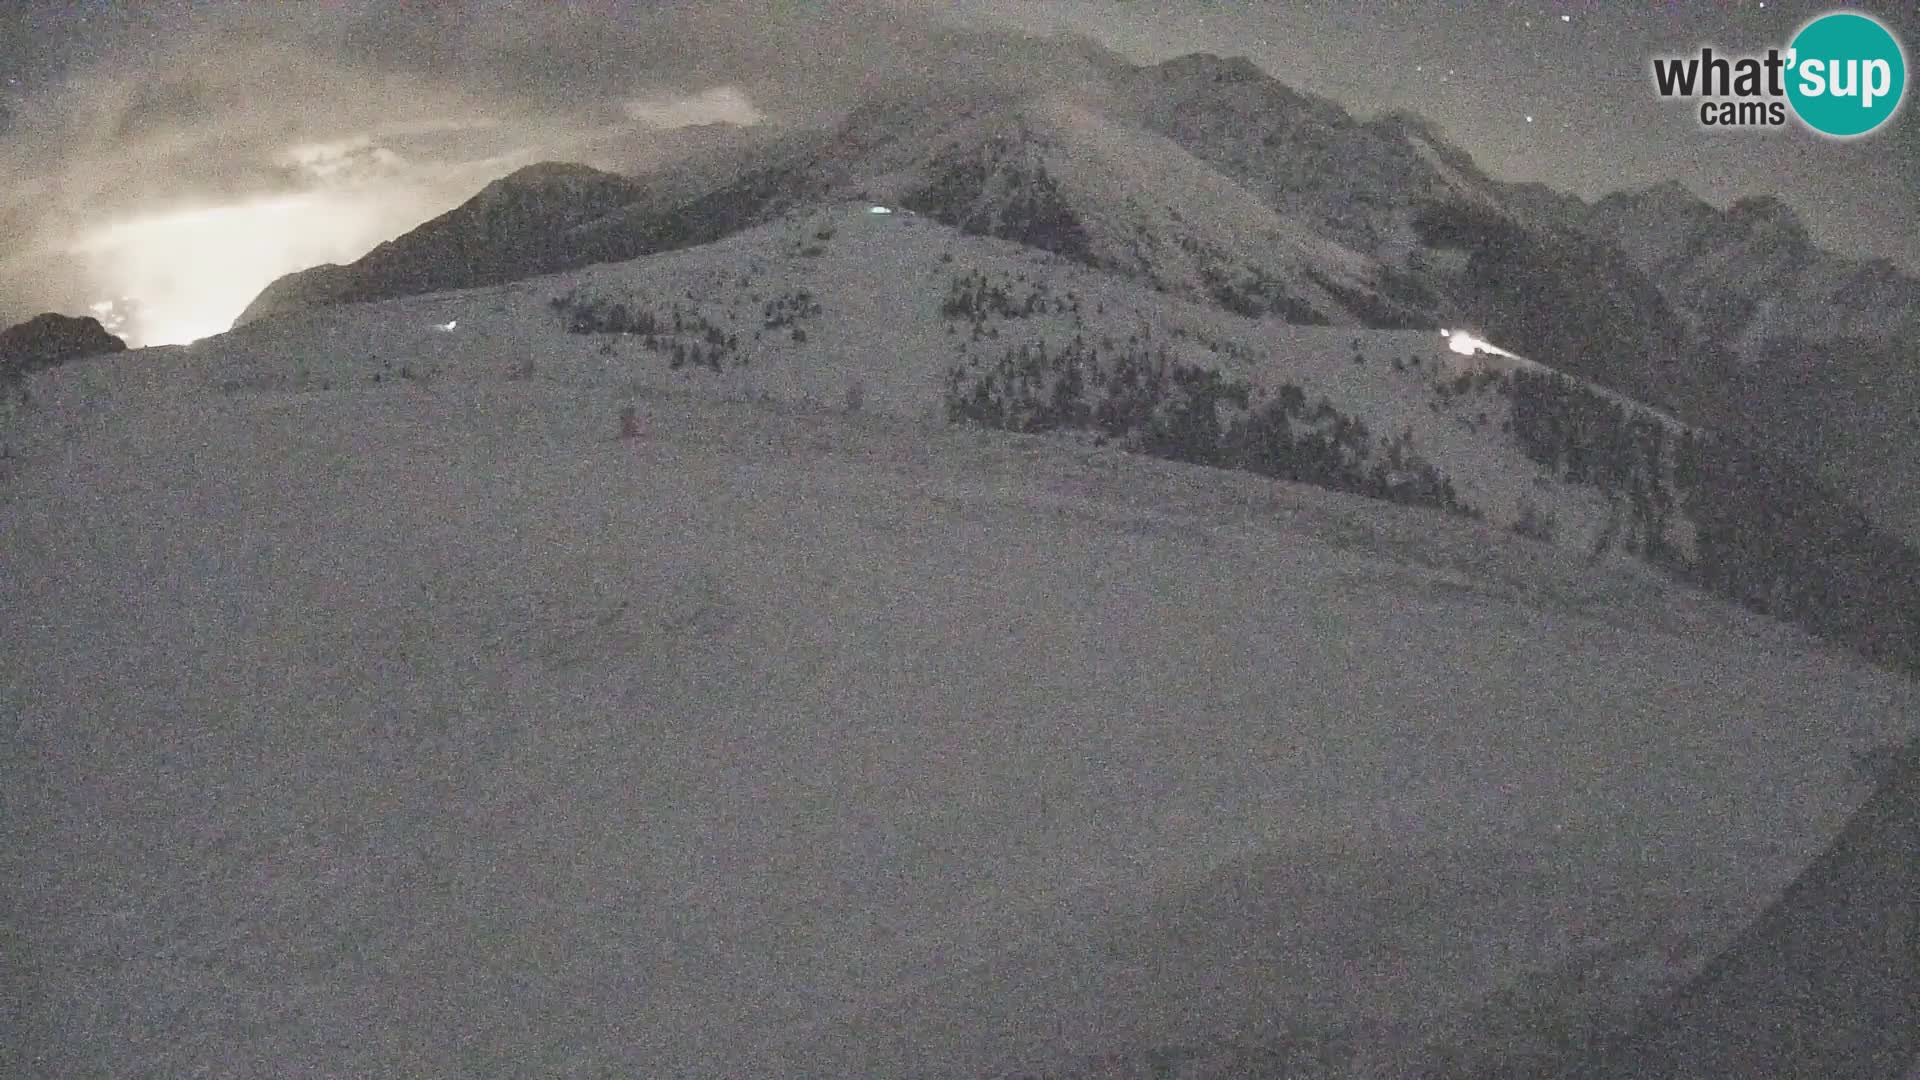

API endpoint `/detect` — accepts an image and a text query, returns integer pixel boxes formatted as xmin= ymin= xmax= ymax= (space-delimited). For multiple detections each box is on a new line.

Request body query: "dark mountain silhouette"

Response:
xmin=234 ymin=163 xmax=653 ymax=327
xmin=0 ymin=312 xmax=127 ymax=379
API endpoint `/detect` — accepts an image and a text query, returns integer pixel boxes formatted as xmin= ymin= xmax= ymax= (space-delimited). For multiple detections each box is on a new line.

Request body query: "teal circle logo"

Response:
xmin=1786 ymin=11 xmax=1906 ymax=138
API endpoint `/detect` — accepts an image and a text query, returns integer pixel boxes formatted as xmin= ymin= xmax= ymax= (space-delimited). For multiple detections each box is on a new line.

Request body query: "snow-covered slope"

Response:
xmin=6 ymin=208 xmax=1919 ymax=1077
xmin=225 ymin=54 xmax=1764 ymax=472
xmin=199 ymin=204 xmax=1625 ymax=553
xmin=219 ymin=51 xmax=1913 ymax=563
xmin=146 ymin=203 xmax=1920 ymax=676
xmin=890 ymin=93 xmax=1400 ymax=326
xmin=1572 ymin=741 xmax=1920 ymax=1079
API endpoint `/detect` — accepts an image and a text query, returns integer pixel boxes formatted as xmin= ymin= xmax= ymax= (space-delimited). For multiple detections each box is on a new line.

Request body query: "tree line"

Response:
xmin=945 ymin=335 xmax=1474 ymax=517
xmin=1505 ymin=365 xmax=1920 ymax=676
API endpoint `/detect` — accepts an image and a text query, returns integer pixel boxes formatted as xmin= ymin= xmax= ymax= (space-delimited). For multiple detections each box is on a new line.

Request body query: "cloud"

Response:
xmin=0 ymin=1 xmax=1124 ymax=343
xmin=109 ymin=76 xmax=226 ymax=140
xmin=623 ymin=87 xmax=766 ymax=131
xmin=0 ymin=28 xmax=652 ymax=341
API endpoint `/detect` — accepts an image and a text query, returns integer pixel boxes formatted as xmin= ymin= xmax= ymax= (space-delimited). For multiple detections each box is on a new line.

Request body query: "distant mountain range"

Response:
xmin=227 ymin=49 xmax=1918 ymax=547
xmin=1581 ymin=185 xmax=1920 ymax=541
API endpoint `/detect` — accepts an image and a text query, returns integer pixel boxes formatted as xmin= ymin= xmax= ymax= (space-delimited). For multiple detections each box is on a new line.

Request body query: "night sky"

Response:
xmin=2 ymin=0 xmax=1915 ymax=339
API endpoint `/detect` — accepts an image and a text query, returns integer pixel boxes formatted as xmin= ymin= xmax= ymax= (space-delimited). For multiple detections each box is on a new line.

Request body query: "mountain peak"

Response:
xmin=236 ymin=162 xmax=652 ymax=328
xmin=0 ymin=312 xmax=128 ymax=373
xmin=504 ymin=160 xmax=618 ymax=181
xmin=1367 ymin=110 xmax=1475 ymax=165
xmin=487 ymin=161 xmax=632 ymax=194
xmin=464 ymin=162 xmax=648 ymax=224
xmin=1725 ymin=194 xmax=1807 ymax=238
xmin=1153 ymin=52 xmax=1271 ymax=85
xmin=1643 ymin=179 xmax=1703 ymax=207
xmin=1368 ymin=109 xmax=1447 ymax=140
xmin=1596 ymin=180 xmax=1706 ymax=216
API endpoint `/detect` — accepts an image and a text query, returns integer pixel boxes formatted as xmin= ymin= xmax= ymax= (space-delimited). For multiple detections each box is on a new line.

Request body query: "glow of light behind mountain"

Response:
xmin=67 ymin=186 xmax=447 ymax=347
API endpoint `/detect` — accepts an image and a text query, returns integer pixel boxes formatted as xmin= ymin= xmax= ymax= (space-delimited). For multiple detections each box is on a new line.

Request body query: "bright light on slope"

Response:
xmin=1441 ymin=328 xmax=1518 ymax=359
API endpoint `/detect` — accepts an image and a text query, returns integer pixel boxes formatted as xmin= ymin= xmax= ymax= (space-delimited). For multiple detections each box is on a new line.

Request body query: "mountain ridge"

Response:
xmin=1583 ymin=179 xmax=1920 ymax=538
xmin=221 ymin=47 xmax=1920 ymax=545
xmin=0 ymin=311 xmax=127 ymax=379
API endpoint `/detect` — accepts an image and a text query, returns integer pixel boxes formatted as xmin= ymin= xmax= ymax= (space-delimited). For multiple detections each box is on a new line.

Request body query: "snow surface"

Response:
xmin=199 ymin=202 xmax=1687 ymax=563
xmin=5 ymin=211 xmax=1917 ymax=1077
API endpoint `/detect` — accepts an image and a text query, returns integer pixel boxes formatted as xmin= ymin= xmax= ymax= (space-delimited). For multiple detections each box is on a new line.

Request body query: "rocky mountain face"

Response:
xmin=1096 ymin=57 xmax=1749 ymax=443
xmin=1112 ymin=56 xmax=1505 ymax=251
xmin=0 ymin=312 xmax=127 ymax=379
xmin=234 ymin=163 xmax=654 ymax=327
xmin=1584 ymin=183 xmax=1920 ymax=538
xmin=1586 ymin=185 xmax=1920 ymax=351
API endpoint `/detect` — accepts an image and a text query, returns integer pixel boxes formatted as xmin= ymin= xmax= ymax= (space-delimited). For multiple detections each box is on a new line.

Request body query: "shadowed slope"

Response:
xmin=232 ymin=163 xmax=650 ymax=327
xmin=1575 ymin=739 xmax=1920 ymax=1079
xmin=6 ymin=327 xmax=1916 ymax=1074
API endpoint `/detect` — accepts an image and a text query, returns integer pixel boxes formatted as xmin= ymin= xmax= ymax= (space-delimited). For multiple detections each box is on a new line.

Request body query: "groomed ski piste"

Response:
xmin=5 ymin=204 xmax=1917 ymax=1077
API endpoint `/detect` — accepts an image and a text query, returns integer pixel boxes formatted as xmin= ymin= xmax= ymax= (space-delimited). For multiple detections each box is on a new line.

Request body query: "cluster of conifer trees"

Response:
xmin=944 ymin=336 xmax=1473 ymax=517
xmin=551 ymin=293 xmax=739 ymax=372
xmin=1505 ymin=365 xmax=1920 ymax=675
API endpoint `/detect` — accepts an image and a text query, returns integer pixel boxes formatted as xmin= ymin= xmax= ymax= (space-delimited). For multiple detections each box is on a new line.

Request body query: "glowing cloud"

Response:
xmin=68 ymin=188 xmax=441 ymax=346
xmin=621 ymin=86 xmax=764 ymax=130
xmin=281 ymin=136 xmax=407 ymax=184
